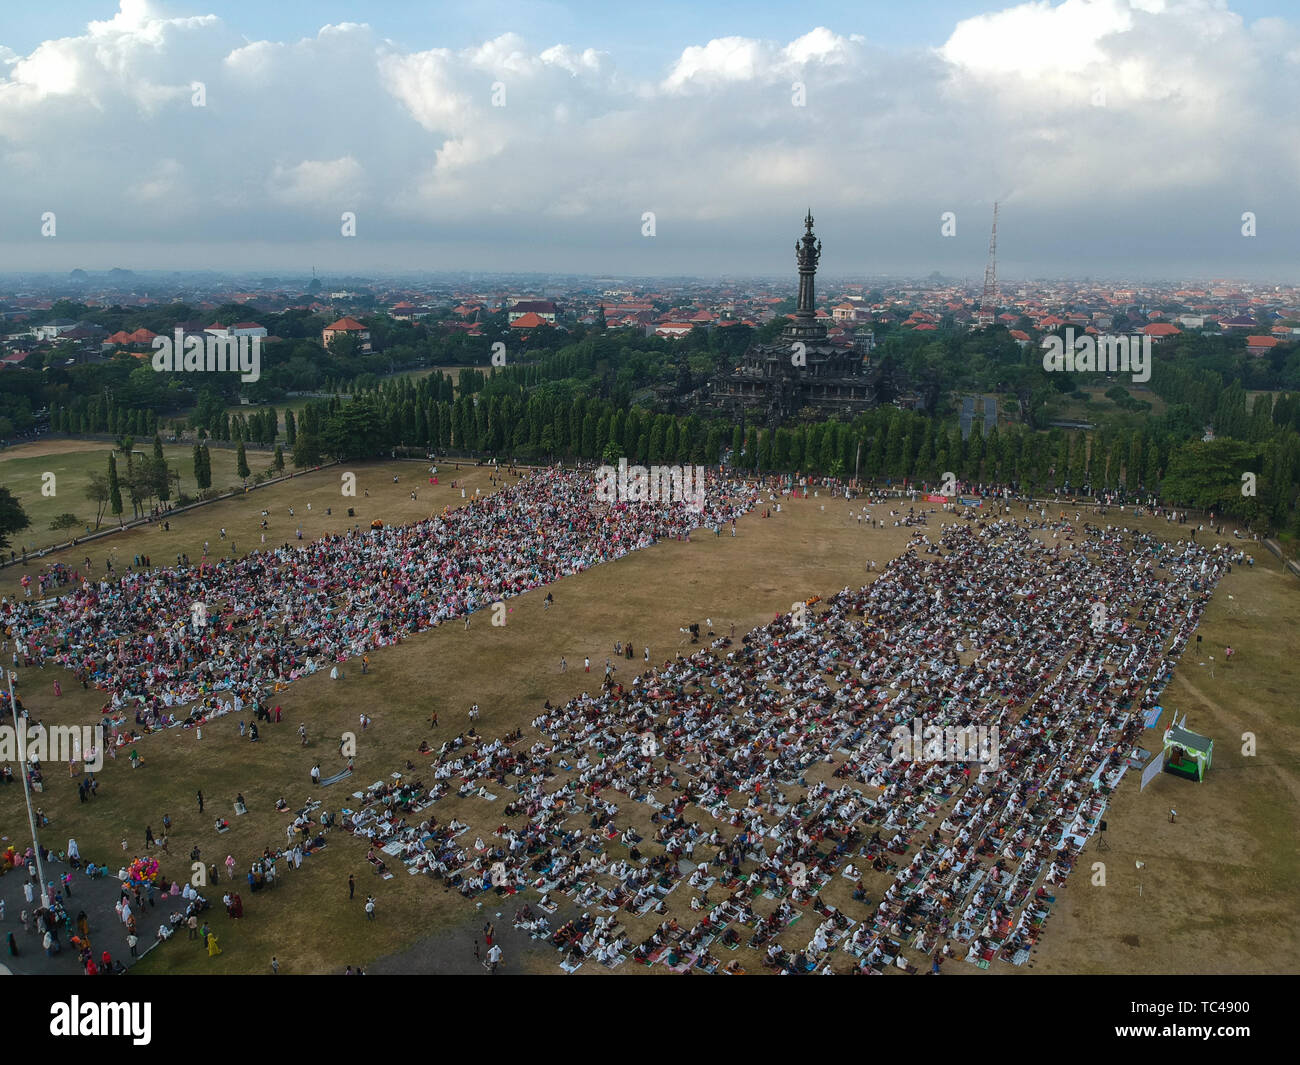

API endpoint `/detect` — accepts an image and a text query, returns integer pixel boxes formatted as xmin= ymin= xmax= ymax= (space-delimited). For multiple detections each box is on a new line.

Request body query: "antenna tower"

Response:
xmin=979 ymin=202 xmax=998 ymax=326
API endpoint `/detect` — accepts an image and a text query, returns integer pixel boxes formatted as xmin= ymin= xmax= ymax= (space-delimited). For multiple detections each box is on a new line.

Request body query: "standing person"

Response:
xmin=299 ymin=724 xmax=308 ymax=747
xmin=348 ymin=874 xmax=355 ymax=900
xmin=584 ymin=657 xmax=590 ymax=673
xmin=271 ymin=956 xmax=279 ymax=974
xmin=145 ymin=825 xmax=155 ymax=849
xmin=197 ymin=790 xmax=204 ymax=814
xmin=225 ymin=854 xmax=235 ymax=881
xmin=560 ymin=657 xmax=566 ymax=673
xmin=364 ymin=895 xmax=376 ymax=921
xmin=486 ymin=943 xmax=502 ymax=973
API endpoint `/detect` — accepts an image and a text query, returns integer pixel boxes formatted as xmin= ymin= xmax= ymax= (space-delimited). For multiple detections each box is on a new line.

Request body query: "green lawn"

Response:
xmin=0 ymin=441 xmax=273 ymax=554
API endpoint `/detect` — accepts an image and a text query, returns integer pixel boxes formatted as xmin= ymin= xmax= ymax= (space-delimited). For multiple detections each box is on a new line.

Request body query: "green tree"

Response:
xmin=197 ymin=445 xmax=213 ymax=490
xmin=293 ymin=431 xmax=322 ymax=468
xmin=0 ymin=486 xmax=31 ymax=550
xmin=152 ymin=435 xmax=171 ymax=501
xmin=84 ymin=471 xmax=110 ymax=530
xmin=108 ymin=453 xmax=123 ymax=517
xmin=236 ymin=441 xmax=251 ymax=481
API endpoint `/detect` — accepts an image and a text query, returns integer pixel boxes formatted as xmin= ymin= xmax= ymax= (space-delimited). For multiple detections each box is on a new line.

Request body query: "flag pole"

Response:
xmin=7 ymin=668 xmax=50 ymax=905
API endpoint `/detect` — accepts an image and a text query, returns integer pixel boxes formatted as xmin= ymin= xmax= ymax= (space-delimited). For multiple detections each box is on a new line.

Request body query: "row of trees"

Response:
xmin=81 ymin=436 xmax=177 ymax=527
xmin=49 ymin=397 xmax=160 ymax=439
xmin=283 ymin=373 xmax=1300 ymax=533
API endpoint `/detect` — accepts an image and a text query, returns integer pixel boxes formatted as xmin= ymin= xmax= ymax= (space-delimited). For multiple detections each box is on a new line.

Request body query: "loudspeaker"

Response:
xmin=1099 ymin=820 xmax=1108 ymax=832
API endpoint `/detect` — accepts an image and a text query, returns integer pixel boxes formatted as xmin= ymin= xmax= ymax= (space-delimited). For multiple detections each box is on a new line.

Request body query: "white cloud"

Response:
xmin=269 ymin=157 xmax=366 ymax=207
xmin=0 ymin=0 xmax=1296 ymax=275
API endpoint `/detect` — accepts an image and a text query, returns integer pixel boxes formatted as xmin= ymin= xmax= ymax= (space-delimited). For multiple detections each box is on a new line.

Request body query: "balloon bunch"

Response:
xmin=126 ymin=855 xmax=161 ymax=885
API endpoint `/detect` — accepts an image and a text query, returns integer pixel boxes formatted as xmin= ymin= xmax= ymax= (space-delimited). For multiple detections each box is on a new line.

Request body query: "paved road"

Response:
xmin=0 ymin=852 xmax=154 ymax=975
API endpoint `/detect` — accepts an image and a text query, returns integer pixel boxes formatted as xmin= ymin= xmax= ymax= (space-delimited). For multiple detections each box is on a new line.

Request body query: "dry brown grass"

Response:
xmin=3 ymin=445 xmax=1296 ymax=975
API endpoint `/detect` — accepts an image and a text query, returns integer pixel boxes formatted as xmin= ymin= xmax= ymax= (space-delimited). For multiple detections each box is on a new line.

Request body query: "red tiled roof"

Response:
xmin=324 ymin=317 xmax=366 ymax=332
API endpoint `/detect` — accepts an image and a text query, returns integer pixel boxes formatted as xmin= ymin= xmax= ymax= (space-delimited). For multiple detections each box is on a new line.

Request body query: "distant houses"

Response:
xmin=322 ymin=316 xmax=372 ymax=353
xmin=1141 ymin=322 xmax=1181 ymax=342
xmin=1246 ymin=335 xmax=1280 ymax=356
xmin=507 ymin=300 xmax=558 ymax=325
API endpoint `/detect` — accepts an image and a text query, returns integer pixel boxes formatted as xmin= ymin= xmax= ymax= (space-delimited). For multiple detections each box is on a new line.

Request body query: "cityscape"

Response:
xmin=0 ymin=0 xmax=1292 ymax=1028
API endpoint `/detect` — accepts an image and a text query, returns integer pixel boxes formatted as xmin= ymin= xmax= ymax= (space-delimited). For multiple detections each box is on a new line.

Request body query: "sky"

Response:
xmin=1 ymin=0 xmax=1298 ymax=281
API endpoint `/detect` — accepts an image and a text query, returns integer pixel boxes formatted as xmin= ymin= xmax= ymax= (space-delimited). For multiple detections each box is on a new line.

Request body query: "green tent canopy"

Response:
xmin=1162 ymin=723 xmax=1213 ymax=782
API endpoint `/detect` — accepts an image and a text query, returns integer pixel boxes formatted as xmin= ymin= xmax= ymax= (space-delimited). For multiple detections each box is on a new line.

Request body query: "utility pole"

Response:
xmin=7 ymin=669 xmax=49 ymax=906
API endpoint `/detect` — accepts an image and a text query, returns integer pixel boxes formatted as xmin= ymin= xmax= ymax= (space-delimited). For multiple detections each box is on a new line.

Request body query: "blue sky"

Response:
xmin=4 ymin=0 xmax=1289 ymax=59
xmin=0 ymin=2 xmax=1087 ymax=60
xmin=1 ymin=1 xmax=1298 ymax=278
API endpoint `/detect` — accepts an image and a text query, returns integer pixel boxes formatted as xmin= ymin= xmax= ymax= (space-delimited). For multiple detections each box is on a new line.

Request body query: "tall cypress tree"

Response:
xmin=107 ymin=454 xmax=123 ymax=517
xmin=153 ymin=434 xmax=170 ymax=501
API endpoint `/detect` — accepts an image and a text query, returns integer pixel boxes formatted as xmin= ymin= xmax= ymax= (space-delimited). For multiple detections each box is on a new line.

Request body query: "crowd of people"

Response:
xmin=1 ymin=464 xmax=1240 ymax=974
xmin=340 ymin=505 xmax=1231 ymax=973
xmin=1 ymin=469 xmax=759 ymax=737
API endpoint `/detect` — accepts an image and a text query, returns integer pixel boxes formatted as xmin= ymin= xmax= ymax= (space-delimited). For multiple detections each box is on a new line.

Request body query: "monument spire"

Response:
xmin=794 ymin=209 xmax=822 ymax=319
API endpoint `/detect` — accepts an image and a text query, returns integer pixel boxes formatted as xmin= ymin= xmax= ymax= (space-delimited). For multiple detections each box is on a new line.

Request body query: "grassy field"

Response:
xmin=1 ymin=441 xmax=1297 ymax=975
xmin=0 ymin=440 xmax=264 ymax=555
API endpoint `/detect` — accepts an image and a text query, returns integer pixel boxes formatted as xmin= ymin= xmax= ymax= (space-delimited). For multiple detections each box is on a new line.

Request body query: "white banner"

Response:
xmin=1140 ymin=751 xmax=1165 ymax=791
